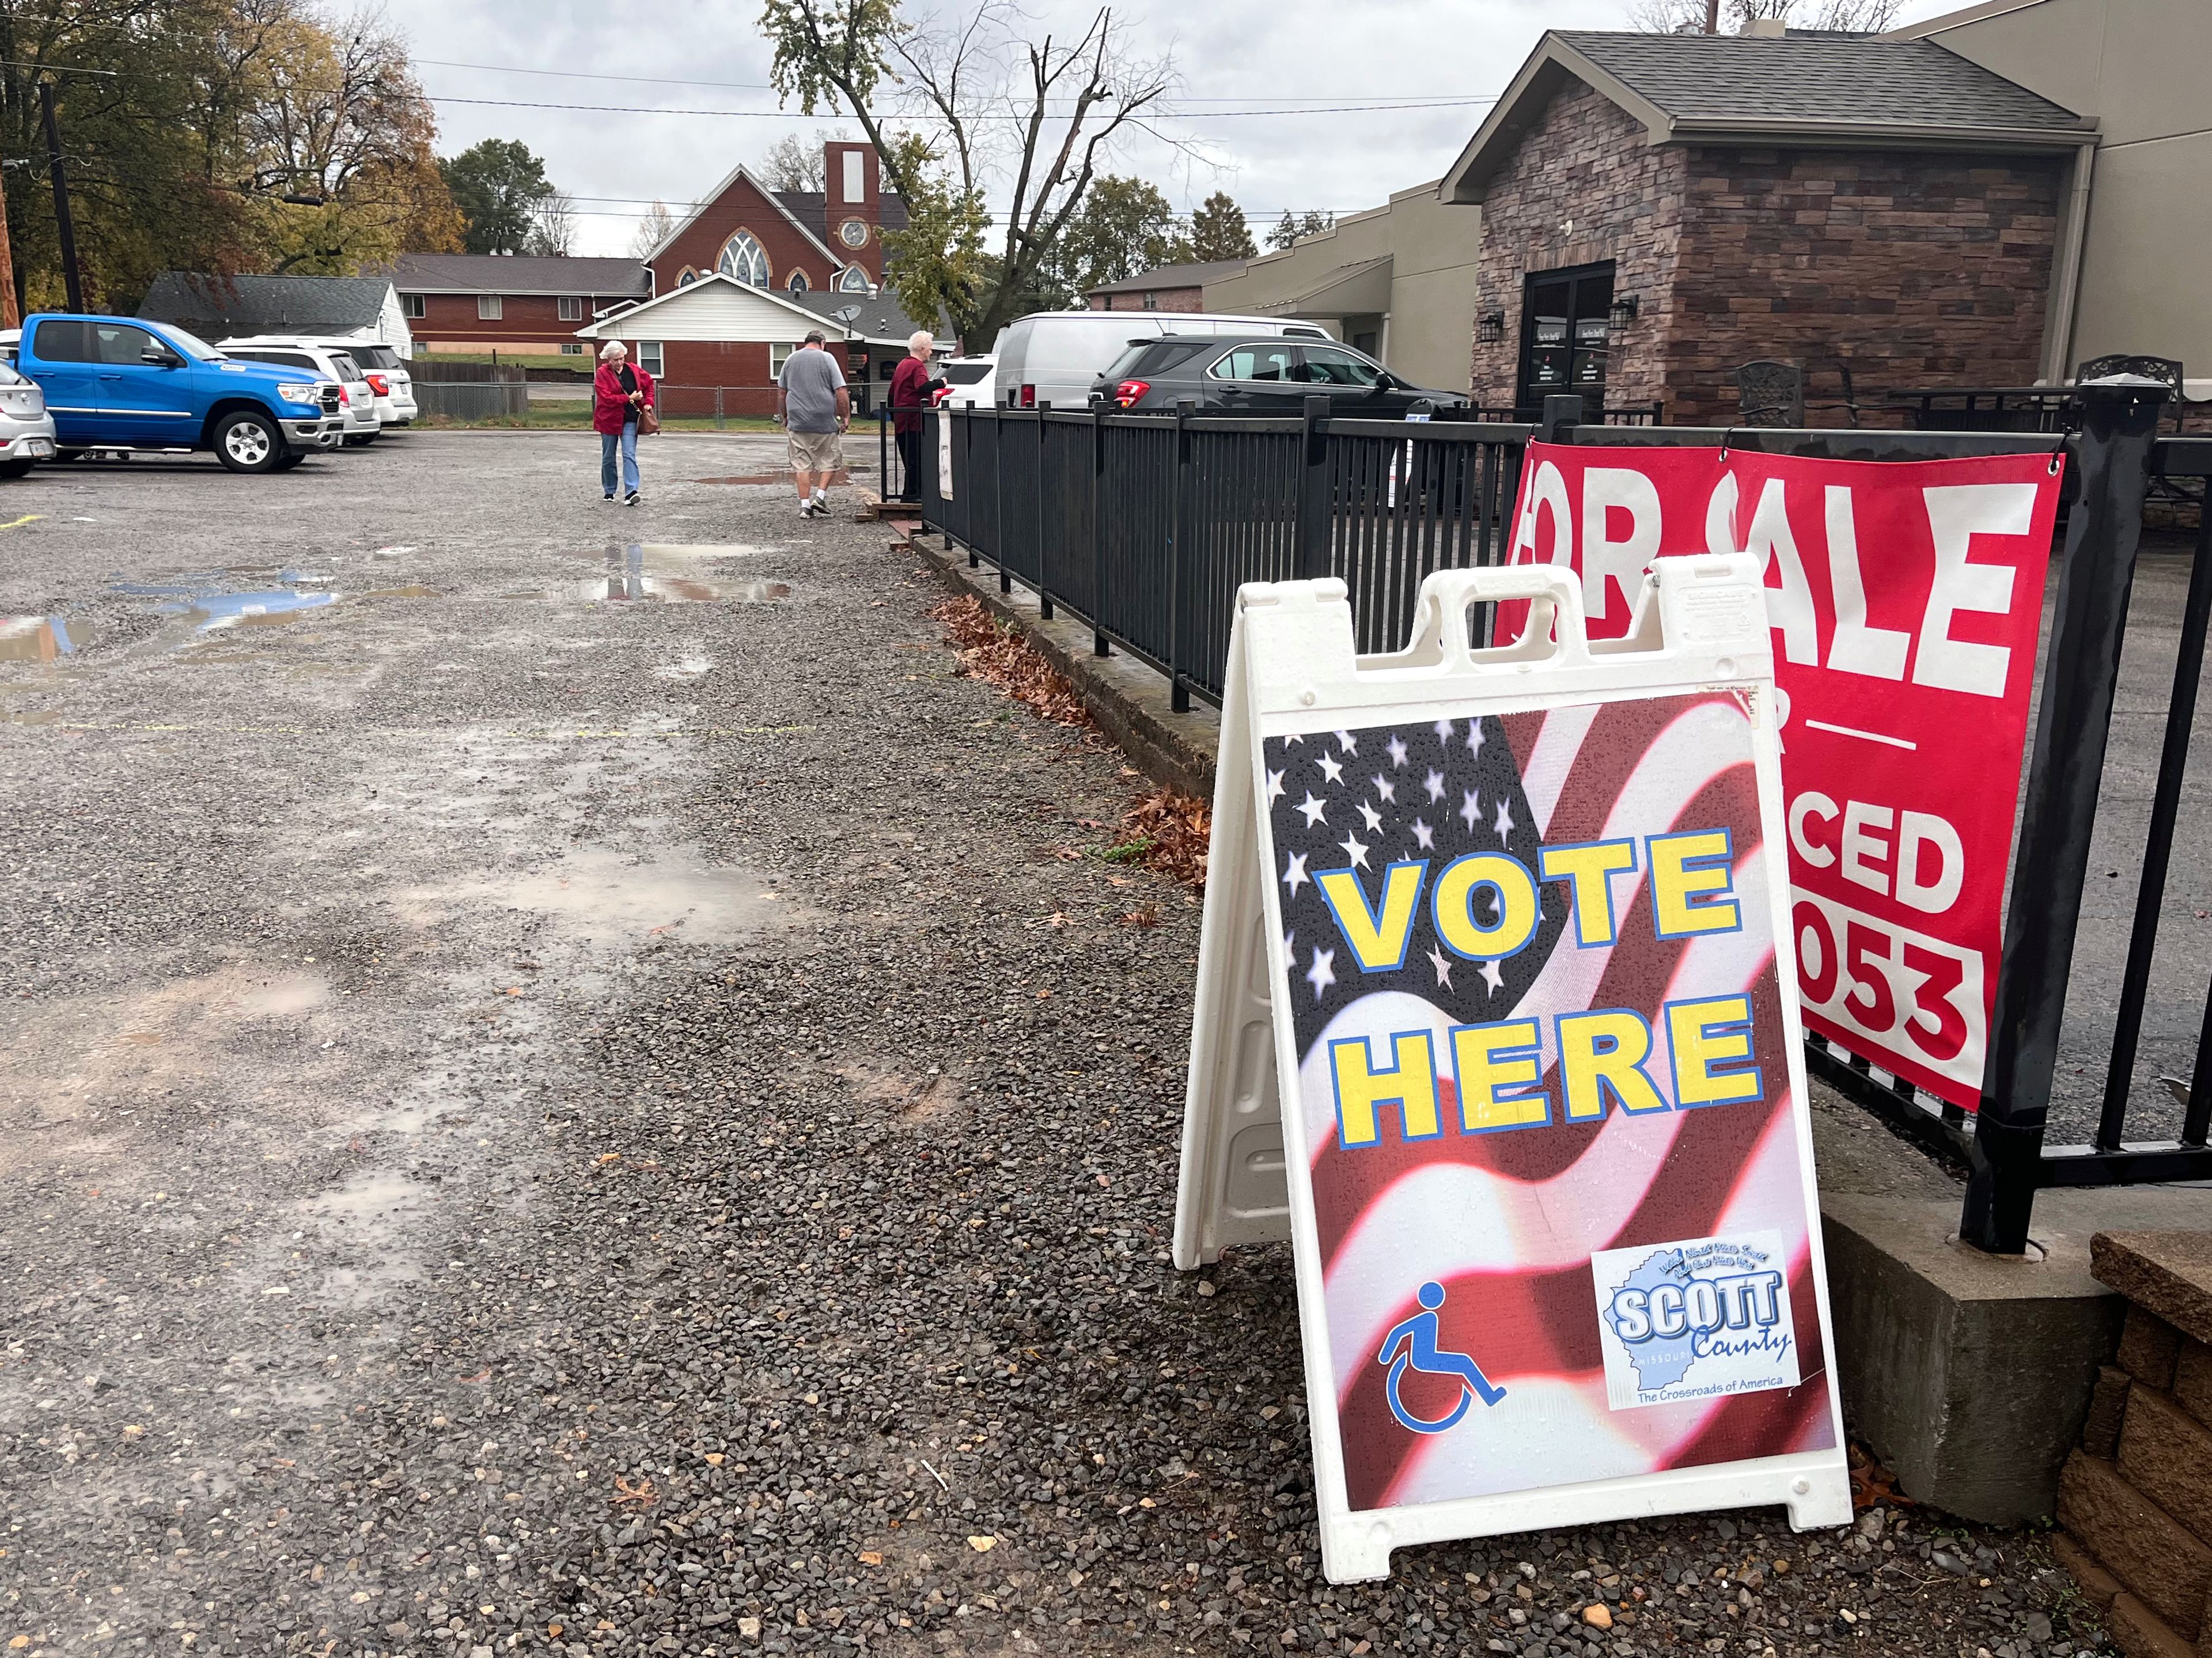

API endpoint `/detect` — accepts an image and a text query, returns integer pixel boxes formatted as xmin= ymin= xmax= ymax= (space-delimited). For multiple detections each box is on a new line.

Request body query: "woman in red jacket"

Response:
xmin=593 ymin=340 xmax=655 ymax=505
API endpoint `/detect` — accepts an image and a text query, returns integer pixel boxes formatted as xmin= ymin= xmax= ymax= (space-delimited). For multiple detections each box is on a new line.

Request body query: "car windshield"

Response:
xmin=158 ymin=325 xmax=224 ymax=361
xmin=331 ymin=354 xmax=364 ymax=382
xmin=346 ymin=344 xmax=402 ymax=370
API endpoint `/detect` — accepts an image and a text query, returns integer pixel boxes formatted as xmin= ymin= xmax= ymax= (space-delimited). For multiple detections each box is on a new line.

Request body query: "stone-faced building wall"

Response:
xmin=1663 ymin=146 xmax=2067 ymax=427
xmin=1467 ymin=80 xmax=1687 ymax=416
xmin=1468 ymin=75 xmax=2069 ymax=426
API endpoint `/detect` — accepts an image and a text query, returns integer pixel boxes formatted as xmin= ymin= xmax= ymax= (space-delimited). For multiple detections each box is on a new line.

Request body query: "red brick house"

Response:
xmin=1084 ymin=257 xmax=1252 ymax=314
xmin=374 ymin=255 xmax=652 ymax=356
xmin=645 ymin=142 xmax=906 ymax=301
xmin=1440 ymin=28 xmax=2096 ymax=424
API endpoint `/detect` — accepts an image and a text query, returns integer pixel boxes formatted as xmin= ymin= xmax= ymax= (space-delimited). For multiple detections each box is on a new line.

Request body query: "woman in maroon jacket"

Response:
xmin=593 ymin=340 xmax=655 ymax=505
xmin=889 ymin=331 xmax=944 ymax=502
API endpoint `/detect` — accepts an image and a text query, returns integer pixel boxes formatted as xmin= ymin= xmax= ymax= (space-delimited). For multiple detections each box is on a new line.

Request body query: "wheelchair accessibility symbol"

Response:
xmin=1378 ymin=1282 xmax=1509 ymax=1434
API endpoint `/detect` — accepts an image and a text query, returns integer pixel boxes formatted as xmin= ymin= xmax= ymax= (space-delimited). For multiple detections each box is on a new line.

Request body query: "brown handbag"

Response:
xmin=638 ymin=401 xmax=661 ymax=437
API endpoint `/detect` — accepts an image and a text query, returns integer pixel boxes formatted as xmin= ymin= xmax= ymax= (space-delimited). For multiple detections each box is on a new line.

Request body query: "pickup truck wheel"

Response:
xmin=213 ymin=410 xmax=283 ymax=473
xmin=0 ymin=458 xmax=35 ymax=479
xmin=271 ymin=453 xmax=307 ymax=472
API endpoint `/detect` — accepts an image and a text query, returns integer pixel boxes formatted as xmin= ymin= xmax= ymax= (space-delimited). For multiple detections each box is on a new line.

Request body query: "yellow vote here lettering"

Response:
xmin=1330 ymin=1030 xmax=1442 ymax=1148
xmin=1647 ymin=830 xmax=1741 ymax=938
xmin=1666 ymin=994 xmax=1764 ymax=1107
xmin=1315 ymin=861 xmax=1427 ymax=973
xmin=1556 ymin=1009 xmax=1669 ymax=1121
xmin=1450 ymin=1018 xmax=1548 ymax=1133
xmin=1539 ymin=839 xmax=1638 ymax=948
xmin=1431 ymin=853 xmax=1540 ymax=961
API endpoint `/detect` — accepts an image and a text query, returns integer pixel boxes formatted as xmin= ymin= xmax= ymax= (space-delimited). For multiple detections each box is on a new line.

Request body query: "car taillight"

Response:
xmin=1018 ymin=384 xmax=1035 ymax=408
xmin=1113 ymin=379 xmax=1149 ymax=409
xmin=366 ymin=373 xmax=389 ymax=396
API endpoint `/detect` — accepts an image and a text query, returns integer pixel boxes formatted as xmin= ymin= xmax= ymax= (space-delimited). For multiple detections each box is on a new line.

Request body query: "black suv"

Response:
xmin=1089 ymin=333 xmax=1471 ymax=417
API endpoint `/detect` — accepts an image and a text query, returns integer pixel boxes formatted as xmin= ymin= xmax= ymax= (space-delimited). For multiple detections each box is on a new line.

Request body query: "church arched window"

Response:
xmin=717 ymin=231 xmax=770 ymax=287
xmin=838 ymin=265 xmax=872 ymax=294
xmin=787 ymin=270 xmax=810 ymax=295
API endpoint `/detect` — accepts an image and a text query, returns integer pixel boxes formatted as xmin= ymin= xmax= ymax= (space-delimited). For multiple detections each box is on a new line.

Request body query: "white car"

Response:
xmin=0 ymin=358 xmax=56 ymax=475
xmin=219 ymin=337 xmax=381 ymax=445
xmin=317 ymin=339 xmax=417 ymax=426
xmin=933 ymin=355 xmax=997 ymax=410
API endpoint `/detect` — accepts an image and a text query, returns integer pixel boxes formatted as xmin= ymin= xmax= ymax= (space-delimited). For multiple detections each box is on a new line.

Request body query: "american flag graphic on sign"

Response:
xmin=1263 ymin=690 xmax=1835 ymax=1513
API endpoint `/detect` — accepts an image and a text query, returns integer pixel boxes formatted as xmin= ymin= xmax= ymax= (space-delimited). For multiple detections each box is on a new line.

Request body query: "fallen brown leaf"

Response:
xmin=612 ymin=1476 xmax=658 ymax=1509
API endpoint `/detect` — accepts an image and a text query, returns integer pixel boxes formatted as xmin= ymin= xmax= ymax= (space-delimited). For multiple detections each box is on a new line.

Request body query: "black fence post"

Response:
xmin=1036 ymin=404 xmax=1054 ymax=621
xmin=1091 ymin=404 xmax=1110 ymax=657
xmin=993 ymin=405 xmax=1010 ymax=595
xmin=956 ymin=409 xmax=969 ymax=558
xmin=1961 ymin=380 xmax=2167 ymax=1253
xmin=1169 ymin=399 xmax=1195 ymax=713
xmin=1295 ymin=394 xmax=1330 ymax=581
xmin=1539 ymin=393 xmax=1585 ymax=445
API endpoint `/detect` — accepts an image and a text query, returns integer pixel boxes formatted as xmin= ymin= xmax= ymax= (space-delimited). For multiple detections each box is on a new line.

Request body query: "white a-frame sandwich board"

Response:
xmin=1176 ymin=558 xmax=1850 ymax=1583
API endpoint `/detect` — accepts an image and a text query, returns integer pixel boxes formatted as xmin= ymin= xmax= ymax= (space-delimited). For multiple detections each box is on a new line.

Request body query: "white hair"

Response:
xmin=908 ymin=331 xmax=933 ymax=355
xmin=599 ymin=340 xmax=628 ymax=360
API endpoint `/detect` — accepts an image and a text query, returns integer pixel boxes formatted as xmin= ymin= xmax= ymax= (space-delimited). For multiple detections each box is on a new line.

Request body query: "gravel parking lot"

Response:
xmin=1 ymin=433 xmax=2108 ymax=1658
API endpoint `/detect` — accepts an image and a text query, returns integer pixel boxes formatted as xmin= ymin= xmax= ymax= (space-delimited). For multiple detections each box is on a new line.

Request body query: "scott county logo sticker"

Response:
xmin=1590 ymin=1231 xmax=1801 ymax=1411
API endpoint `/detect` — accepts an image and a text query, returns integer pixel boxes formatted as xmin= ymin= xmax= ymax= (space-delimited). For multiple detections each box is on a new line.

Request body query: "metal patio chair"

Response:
xmin=1735 ymin=360 xmax=1804 ymax=428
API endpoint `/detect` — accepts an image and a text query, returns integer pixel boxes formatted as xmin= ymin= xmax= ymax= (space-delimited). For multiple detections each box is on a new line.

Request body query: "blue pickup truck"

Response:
xmin=12 ymin=313 xmax=346 ymax=472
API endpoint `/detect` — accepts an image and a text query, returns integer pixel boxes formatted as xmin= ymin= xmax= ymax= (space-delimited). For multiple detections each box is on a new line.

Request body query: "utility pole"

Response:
xmin=38 ymin=79 xmax=81 ymax=312
xmin=0 ymin=164 xmax=20 ymax=329
xmin=1706 ymin=0 xmax=1721 ymax=31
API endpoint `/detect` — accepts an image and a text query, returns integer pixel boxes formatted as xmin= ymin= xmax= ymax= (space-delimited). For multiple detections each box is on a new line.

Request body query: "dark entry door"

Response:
xmin=1516 ymin=262 xmax=1614 ymax=418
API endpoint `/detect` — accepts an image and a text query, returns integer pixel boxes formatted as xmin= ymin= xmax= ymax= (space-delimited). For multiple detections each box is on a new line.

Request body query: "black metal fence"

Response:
xmin=921 ymin=384 xmax=2212 ymax=1253
xmin=921 ymin=396 xmax=1529 ymax=707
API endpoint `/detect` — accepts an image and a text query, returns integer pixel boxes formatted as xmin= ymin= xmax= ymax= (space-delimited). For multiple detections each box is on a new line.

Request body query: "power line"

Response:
xmin=425 ymin=92 xmax=1499 ymax=122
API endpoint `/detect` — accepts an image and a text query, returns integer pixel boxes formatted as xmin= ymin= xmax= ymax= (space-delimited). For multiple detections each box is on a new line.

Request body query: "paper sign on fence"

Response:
xmin=1175 ymin=556 xmax=1850 ymax=1583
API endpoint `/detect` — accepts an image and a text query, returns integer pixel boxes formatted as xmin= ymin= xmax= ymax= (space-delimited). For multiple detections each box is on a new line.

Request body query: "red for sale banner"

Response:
xmin=1499 ymin=443 xmax=2063 ymax=1108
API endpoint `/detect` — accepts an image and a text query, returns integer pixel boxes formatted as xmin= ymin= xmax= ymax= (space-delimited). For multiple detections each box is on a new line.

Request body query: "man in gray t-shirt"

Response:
xmin=778 ymin=331 xmax=850 ymax=518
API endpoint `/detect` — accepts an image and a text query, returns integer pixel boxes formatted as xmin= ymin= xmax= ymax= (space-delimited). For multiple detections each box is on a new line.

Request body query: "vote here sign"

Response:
xmin=1499 ymin=445 xmax=2062 ymax=1107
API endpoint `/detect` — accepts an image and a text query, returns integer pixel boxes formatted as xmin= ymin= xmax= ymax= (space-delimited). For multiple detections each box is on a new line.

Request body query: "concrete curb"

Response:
xmin=900 ymin=525 xmax=1221 ymax=802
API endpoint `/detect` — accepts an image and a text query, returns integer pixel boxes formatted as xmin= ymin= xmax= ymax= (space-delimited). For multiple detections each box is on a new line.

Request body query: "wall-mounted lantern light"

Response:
xmin=1476 ymin=311 xmax=1505 ymax=344
xmin=1608 ymin=293 xmax=1640 ymax=327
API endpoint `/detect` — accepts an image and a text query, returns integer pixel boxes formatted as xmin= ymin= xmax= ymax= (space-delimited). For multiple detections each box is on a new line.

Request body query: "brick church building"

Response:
xmin=645 ymin=141 xmax=906 ymax=301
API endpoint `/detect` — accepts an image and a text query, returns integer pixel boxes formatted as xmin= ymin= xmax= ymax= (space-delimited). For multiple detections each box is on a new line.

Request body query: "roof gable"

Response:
xmin=646 ymin=164 xmax=846 ymax=270
xmin=573 ymin=271 xmax=855 ymax=341
xmin=1443 ymin=28 xmax=2094 ymax=204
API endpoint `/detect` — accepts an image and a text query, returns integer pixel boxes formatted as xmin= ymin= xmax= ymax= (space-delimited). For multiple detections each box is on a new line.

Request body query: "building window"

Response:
xmin=1142 ymin=292 xmax=1158 ymax=310
xmin=717 ymin=230 xmax=770 ymax=287
xmin=478 ymin=294 xmax=503 ymax=320
xmin=842 ymin=148 xmax=865 ymax=204
xmin=558 ymin=295 xmax=583 ymax=321
xmin=400 ymin=293 xmax=425 ymax=318
xmin=787 ymin=270 xmax=809 ymax=295
xmin=838 ymin=265 xmax=870 ymax=294
xmin=560 ymin=342 xmax=584 ymax=355
xmin=635 ymin=341 xmax=664 ymax=377
xmin=771 ymin=342 xmax=796 ymax=378
xmin=677 ymin=267 xmax=699 ymax=287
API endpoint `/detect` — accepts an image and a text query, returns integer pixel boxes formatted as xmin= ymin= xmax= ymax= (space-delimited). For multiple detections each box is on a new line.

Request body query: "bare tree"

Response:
xmin=628 ymin=198 xmax=676 ymax=258
xmin=759 ymin=1 xmax=1176 ymax=342
xmin=757 ymin=128 xmax=853 ymax=191
xmin=1628 ymin=0 xmax=1902 ymax=31
xmin=527 ymin=188 xmax=575 ymax=256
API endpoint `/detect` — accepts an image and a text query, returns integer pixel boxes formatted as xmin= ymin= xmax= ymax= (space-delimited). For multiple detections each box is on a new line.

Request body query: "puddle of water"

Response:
xmin=308 ymin=1171 xmax=423 ymax=1221
xmin=361 ymin=585 xmax=442 ymax=599
xmin=575 ymin=543 xmax=790 ymax=605
xmin=113 ymin=571 xmax=339 ymax=632
xmin=0 ymin=616 xmax=75 ymax=662
xmin=692 ymin=470 xmax=850 ymax=486
xmin=402 ymin=844 xmax=803 ymax=947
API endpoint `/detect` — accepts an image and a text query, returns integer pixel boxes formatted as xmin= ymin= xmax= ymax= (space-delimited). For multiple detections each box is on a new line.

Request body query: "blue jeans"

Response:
xmin=600 ymin=423 xmax=639 ymax=495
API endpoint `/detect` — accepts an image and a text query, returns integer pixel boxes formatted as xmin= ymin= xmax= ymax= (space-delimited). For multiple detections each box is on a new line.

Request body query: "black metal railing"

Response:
xmin=921 ymin=396 xmax=1531 ymax=708
xmin=921 ymin=385 xmax=2212 ymax=1252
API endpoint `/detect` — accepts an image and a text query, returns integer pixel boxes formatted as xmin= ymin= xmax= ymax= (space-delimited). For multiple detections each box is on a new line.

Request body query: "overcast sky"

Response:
xmin=378 ymin=0 xmax=1974 ymax=258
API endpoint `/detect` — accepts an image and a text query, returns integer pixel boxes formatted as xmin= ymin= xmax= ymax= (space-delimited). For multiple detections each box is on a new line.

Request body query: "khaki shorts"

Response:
xmin=788 ymin=429 xmax=843 ymax=473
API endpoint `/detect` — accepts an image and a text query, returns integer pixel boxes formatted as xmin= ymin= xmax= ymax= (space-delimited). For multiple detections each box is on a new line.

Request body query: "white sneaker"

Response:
xmin=799 ymin=500 xmax=817 ymax=517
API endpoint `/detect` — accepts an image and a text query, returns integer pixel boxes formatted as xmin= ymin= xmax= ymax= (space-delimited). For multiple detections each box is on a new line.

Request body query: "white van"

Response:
xmin=993 ymin=311 xmax=1330 ymax=410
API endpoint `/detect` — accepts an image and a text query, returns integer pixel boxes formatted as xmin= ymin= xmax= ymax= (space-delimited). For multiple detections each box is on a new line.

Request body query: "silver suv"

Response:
xmin=219 ymin=338 xmax=382 ymax=446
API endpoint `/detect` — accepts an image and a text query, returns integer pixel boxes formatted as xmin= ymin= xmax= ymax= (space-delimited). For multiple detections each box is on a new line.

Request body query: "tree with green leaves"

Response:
xmin=440 ymin=138 xmax=555 ymax=256
xmin=757 ymin=0 xmax=1176 ymax=343
xmin=1187 ymin=191 xmax=1255 ymax=263
xmin=1052 ymin=174 xmax=1187 ymax=299
xmin=1266 ymin=209 xmax=1334 ymax=252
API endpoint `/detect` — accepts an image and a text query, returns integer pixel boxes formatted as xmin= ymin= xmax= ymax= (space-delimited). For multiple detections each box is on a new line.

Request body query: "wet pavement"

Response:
xmin=0 ymin=434 xmax=2107 ymax=1658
